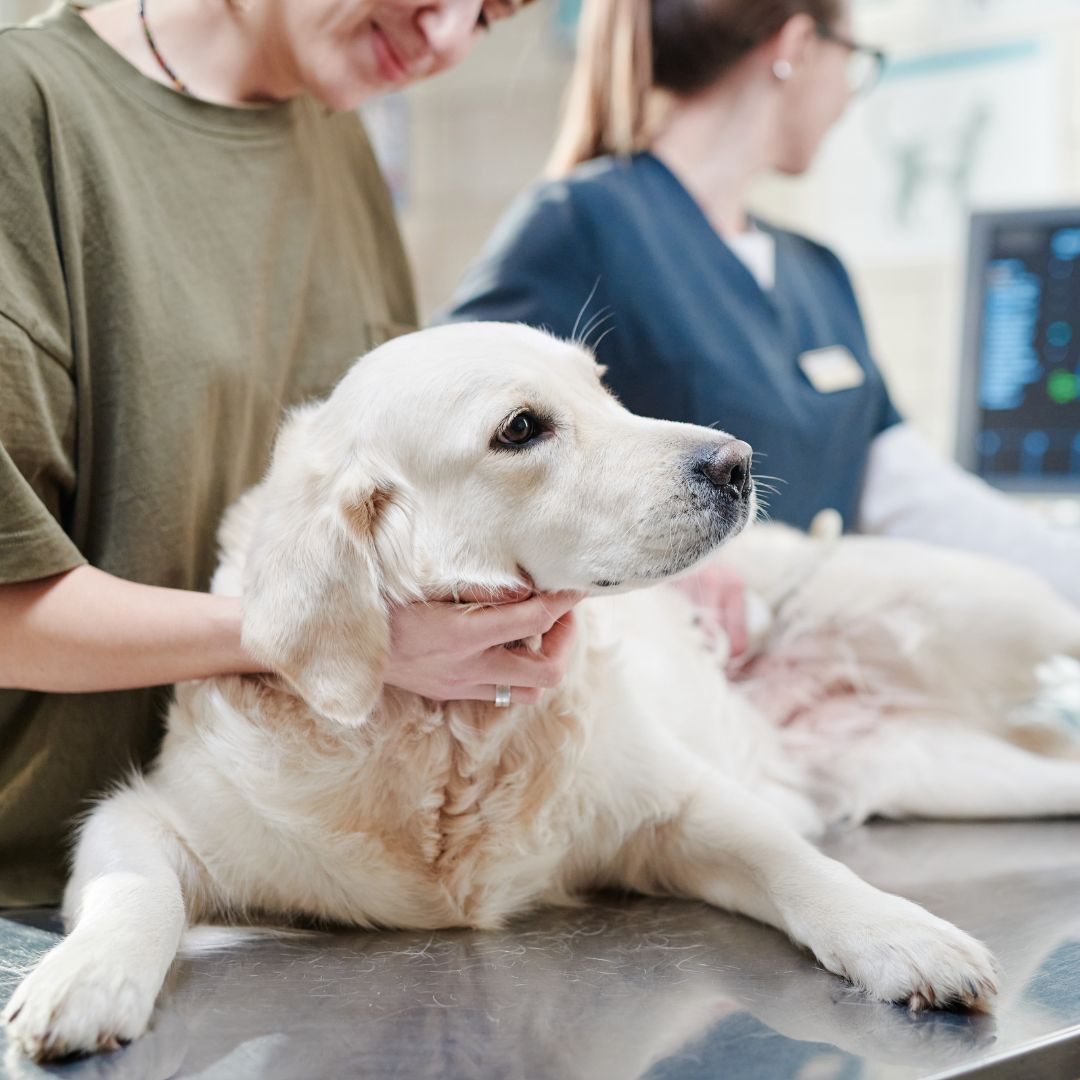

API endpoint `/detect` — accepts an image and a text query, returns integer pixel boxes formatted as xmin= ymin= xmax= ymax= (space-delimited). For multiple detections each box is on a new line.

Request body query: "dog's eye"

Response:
xmin=495 ymin=410 xmax=544 ymax=448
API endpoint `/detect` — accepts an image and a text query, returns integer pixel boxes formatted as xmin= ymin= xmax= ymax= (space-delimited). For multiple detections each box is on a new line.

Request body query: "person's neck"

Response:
xmin=649 ymin=77 xmax=775 ymax=237
xmin=81 ymin=0 xmax=301 ymax=106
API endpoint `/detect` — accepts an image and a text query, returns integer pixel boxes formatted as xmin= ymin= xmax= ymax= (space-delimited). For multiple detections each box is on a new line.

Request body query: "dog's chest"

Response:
xmin=377 ymin=701 xmax=581 ymax=880
xmin=240 ymin=694 xmax=588 ymax=927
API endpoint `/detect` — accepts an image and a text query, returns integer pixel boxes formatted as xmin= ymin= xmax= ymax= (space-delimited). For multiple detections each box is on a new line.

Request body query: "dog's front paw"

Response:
xmin=808 ymin=894 xmax=999 ymax=1012
xmin=3 ymin=939 xmax=157 ymax=1062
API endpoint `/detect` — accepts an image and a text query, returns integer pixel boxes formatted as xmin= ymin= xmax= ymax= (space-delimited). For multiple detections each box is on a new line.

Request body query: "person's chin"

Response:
xmin=775 ymin=153 xmax=814 ymax=177
xmin=296 ymin=44 xmax=384 ymax=111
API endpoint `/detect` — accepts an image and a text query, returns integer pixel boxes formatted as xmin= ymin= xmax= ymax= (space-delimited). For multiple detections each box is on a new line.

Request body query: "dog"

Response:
xmin=6 ymin=322 xmax=1080 ymax=1061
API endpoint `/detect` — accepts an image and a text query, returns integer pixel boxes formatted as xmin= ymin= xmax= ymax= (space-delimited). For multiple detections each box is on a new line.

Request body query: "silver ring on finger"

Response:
xmin=494 ymin=684 xmax=512 ymax=708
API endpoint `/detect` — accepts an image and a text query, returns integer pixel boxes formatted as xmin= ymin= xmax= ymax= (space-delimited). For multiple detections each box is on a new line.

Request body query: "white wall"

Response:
xmin=395 ymin=1 xmax=572 ymax=317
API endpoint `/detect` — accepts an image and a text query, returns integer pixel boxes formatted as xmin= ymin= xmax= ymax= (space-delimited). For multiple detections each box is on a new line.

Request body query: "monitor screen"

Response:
xmin=958 ymin=207 xmax=1080 ymax=492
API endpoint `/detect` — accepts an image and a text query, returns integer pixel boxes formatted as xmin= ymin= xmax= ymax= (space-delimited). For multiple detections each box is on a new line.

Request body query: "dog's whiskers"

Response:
xmin=570 ymin=279 xmax=602 ymax=343
xmin=577 ymin=308 xmax=612 ymax=348
xmin=589 ymin=324 xmax=617 ymax=353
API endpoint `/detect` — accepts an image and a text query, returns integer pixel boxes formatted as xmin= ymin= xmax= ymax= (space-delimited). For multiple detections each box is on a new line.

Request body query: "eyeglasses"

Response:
xmin=815 ymin=24 xmax=887 ymax=96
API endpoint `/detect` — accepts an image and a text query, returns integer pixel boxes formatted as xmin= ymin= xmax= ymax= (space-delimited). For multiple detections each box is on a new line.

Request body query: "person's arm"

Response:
xmin=0 ymin=565 xmax=580 ymax=702
xmin=0 ymin=566 xmax=255 ymax=691
xmin=856 ymin=423 xmax=1080 ymax=607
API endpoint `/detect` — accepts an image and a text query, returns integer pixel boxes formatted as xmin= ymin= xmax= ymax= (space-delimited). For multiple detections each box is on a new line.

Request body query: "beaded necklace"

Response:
xmin=138 ymin=0 xmax=189 ymax=94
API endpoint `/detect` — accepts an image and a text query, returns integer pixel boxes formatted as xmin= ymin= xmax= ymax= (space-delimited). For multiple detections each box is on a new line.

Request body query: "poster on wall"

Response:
xmin=815 ymin=38 xmax=1063 ymax=264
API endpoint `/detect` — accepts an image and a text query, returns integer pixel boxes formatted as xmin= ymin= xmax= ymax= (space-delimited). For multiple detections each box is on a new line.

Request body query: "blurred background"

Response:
xmin=4 ymin=0 xmax=1079 ymax=483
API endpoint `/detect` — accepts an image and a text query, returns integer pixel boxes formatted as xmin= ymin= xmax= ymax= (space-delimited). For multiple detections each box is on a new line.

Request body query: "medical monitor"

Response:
xmin=957 ymin=206 xmax=1080 ymax=493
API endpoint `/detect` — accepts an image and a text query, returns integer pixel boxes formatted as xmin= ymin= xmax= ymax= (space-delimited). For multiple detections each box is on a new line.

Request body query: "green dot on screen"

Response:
xmin=1047 ymin=369 xmax=1078 ymax=404
xmin=1047 ymin=321 xmax=1073 ymax=347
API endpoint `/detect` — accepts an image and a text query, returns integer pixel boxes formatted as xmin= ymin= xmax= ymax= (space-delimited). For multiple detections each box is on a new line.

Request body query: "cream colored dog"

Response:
xmin=6 ymin=323 xmax=1080 ymax=1061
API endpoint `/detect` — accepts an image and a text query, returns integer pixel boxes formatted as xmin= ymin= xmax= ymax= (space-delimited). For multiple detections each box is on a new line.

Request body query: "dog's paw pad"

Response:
xmin=812 ymin=895 xmax=999 ymax=1014
xmin=3 ymin=946 xmax=156 ymax=1062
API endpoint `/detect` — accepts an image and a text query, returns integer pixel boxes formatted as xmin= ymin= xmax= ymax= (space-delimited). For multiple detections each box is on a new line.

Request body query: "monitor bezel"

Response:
xmin=956 ymin=205 xmax=1080 ymax=494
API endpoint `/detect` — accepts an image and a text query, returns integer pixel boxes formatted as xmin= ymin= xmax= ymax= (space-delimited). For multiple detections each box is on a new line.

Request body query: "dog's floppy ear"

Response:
xmin=241 ymin=405 xmax=412 ymax=725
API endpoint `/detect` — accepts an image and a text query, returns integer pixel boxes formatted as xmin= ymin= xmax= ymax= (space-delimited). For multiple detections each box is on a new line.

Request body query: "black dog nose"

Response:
xmin=696 ymin=439 xmax=753 ymax=496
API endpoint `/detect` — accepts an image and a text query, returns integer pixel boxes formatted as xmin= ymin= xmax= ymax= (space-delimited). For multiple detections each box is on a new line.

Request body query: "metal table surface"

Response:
xmin=2 ymin=820 xmax=1079 ymax=1080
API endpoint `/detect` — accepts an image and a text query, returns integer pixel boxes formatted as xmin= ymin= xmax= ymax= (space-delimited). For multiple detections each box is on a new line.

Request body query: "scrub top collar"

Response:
xmin=637 ymin=152 xmax=788 ymax=315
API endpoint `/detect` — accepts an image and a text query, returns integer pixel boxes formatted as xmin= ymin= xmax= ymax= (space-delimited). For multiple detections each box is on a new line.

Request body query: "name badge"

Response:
xmin=797 ymin=346 xmax=866 ymax=393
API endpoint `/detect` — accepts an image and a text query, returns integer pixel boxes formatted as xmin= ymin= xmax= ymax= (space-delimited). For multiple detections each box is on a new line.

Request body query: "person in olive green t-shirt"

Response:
xmin=0 ymin=0 xmax=580 ymax=907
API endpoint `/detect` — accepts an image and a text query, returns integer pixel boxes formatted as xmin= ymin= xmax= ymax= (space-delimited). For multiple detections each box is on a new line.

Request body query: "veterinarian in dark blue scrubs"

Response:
xmin=446 ymin=0 xmax=1080 ymax=605
xmin=449 ymin=152 xmax=898 ymax=531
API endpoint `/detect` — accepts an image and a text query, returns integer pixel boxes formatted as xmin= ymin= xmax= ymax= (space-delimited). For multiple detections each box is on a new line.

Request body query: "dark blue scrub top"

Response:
xmin=444 ymin=152 xmax=902 ymax=530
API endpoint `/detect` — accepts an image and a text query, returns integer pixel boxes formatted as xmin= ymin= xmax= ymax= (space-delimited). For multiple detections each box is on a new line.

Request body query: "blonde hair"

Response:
xmin=547 ymin=0 xmax=843 ymax=176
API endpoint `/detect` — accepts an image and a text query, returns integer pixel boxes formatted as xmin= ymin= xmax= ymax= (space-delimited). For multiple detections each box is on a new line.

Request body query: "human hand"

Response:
xmin=383 ymin=589 xmax=582 ymax=705
xmin=672 ymin=561 xmax=748 ymax=659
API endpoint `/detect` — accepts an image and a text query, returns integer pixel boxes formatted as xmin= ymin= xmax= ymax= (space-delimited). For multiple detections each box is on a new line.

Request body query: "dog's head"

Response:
xmin=241 ymin=322 xmax=755 ymax=722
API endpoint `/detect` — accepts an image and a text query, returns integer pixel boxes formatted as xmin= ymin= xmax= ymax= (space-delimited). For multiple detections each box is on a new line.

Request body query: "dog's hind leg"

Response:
xmin=3 ymin=785 xmax=192 ymax=1062
xmin=615 ymin=768 xmax=998 ymax=1011
xmin=825 ymin=726 xmax=1080 ymax=825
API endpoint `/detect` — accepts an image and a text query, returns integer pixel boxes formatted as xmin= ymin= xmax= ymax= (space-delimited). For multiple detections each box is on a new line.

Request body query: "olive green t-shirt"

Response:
xmin=0 ymin=3 xmax=418 ymax=904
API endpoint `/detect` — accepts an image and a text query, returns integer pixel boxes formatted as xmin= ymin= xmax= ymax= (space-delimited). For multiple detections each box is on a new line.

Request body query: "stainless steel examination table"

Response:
xmin=2 ymin=820 xmax=1079 ymax=1080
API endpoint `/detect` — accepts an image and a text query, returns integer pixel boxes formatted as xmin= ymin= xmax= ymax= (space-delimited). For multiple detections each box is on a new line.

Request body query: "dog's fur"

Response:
xmin=6 ymin=323 xmax=1080 ymax=1061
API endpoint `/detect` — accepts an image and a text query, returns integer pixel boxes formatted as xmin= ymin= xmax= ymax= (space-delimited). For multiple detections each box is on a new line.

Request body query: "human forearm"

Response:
xmin=857 ymin=424 xmax=1080 ymax=607
xmin=0 ymin=566 xmax=584 ymax=701
xmin=0 ymin=565 xmax=264 ymax=692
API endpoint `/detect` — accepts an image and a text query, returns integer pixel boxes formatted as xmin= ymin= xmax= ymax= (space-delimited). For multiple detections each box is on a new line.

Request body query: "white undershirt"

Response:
xmin=725 ymin=229 xmax=776 ymax=291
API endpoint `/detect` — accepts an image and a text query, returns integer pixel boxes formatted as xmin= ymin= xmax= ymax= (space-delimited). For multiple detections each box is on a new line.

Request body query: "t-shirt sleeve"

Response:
xmin=439 ymin=183 xmax=607 ymax=341
xmin=0 ymin=310 xmax=84 ymax=584
xmin=0 ymin=37 xmax=72 ymax=361
xmin=0 ymin=37 xmax=83 ymax=584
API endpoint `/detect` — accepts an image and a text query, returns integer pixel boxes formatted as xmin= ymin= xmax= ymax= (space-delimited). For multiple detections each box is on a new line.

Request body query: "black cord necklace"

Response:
xmin=138 ymin=0 xmax=189 ymax=94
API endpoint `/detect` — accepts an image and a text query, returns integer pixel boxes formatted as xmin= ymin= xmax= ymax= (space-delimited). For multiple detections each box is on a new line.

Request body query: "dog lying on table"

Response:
xmin=6 ymin=322 xmax=1080 ymax=1061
